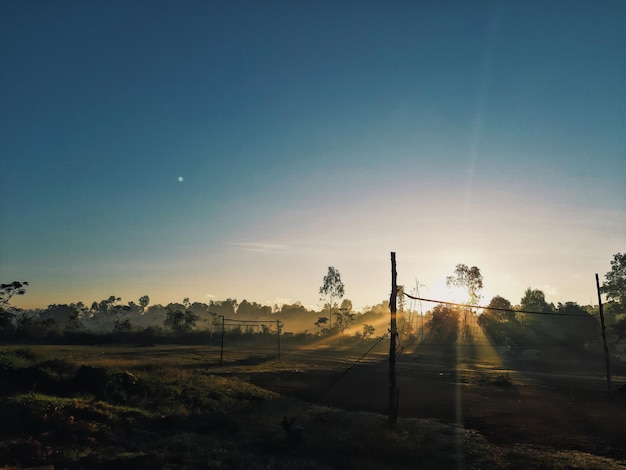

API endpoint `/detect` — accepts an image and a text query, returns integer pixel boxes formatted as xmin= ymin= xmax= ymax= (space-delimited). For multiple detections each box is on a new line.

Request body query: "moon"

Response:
xmin=178 ymin=176 xmax=184 ymax=183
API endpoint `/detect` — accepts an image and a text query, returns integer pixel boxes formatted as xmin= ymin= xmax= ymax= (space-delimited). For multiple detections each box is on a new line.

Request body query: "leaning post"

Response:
xmin=595 ymin=273 xmax=611 ymax=395
xmin=389 ymin=252 xmax=398 ymax=425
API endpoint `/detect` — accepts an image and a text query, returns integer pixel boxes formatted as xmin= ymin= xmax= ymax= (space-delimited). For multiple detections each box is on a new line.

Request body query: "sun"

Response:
xmin=445 ymin=284 xmax=468 ymax=304
xmin=427 ymin=278 xmax=468 ymax=305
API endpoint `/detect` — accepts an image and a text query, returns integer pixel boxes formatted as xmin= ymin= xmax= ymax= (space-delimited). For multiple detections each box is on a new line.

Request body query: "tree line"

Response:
xmin=0 ymin=253 xmax=624 ymax=348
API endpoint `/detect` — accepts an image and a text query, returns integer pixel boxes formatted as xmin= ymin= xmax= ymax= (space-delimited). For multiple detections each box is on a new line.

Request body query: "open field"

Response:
xmin=1 ymin=340 xmax=626 ymax=469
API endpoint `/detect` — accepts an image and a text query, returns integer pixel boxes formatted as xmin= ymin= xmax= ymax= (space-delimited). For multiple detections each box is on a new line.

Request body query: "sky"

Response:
xmin=1 ymin=1 xmax=625 ymax=312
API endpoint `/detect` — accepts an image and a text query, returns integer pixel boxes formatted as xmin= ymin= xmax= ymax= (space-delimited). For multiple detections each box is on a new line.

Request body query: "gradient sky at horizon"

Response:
xmin=1 ymin=1 xmax=625 ymax=311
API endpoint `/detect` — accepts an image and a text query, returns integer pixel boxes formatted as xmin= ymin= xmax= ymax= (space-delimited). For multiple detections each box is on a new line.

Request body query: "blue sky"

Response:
xmin=1 ymin=1 xmax=625 ymax=311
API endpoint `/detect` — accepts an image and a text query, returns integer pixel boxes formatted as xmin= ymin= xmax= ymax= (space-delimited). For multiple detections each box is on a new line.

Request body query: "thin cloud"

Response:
xmin=228 ymin=242 xmax=290 ymax=254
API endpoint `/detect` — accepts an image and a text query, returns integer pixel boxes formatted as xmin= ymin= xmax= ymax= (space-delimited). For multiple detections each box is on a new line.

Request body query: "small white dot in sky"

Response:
xmin=178 ymin=176 xmax=184 ymax=183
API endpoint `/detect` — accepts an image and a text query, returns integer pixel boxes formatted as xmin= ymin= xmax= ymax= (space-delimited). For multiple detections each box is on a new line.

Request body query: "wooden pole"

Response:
xmin=276 ymin=319 xmax=282 ymax=363
xmin=220 ymin=315 xmax=225 ymax=367
xmin=389 ymin=252 xmax=398 ymax=425
xmin=595 ymin=273 xmax=611 ymax=395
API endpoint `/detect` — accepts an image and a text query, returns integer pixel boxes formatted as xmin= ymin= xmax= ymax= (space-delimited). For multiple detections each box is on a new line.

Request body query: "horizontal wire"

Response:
xmin=402 ymin=293 xmax=593 ymax=317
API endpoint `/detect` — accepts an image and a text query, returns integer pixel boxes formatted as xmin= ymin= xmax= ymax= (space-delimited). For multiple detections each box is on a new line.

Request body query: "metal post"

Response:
xmin=595 ymin=273 xmax=611 ymax=395
xmin=389 ymin=252 xmax=398 ymax=425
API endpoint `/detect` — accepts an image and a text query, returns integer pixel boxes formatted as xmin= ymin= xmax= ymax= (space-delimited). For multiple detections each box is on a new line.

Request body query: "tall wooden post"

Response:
xmin=219 ymin=315 xmax=225 ymax=367
xmin=595 ymin=273 xmax=611 ymax=395
xmin=389 ymin=252 xmax=398 ymax=425
xmin=276 ymin=319 xmax=282 ymax=363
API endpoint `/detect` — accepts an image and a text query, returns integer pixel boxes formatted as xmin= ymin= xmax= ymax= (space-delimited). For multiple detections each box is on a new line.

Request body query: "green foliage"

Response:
xmin=208 ymin=298 xmax=238 ymax=317
xmin=0 ymin=310 xmax=16 ymax=337
xmin=482 ymin=295 xmax=514 ymax=322
xmin=427 ymin=304 xmax=459 ymax=345
xmin=314 ymin=316 xmax=329 ymax=335
xmin=556 ymin=301 xmax=588 ymax=316
xmin=164 ymin=305 xmax=199 ymax=333
xmin=113 ymin=318 xmax=132 ymax=333
xmin=90 ymin=295 xmax=122 ymax=316
xmin=138 ymin=295 xmax=150 ymax=312
xmin=15 ymin=313 xmax=54 ymax=338
xmin=41 ymin=304 xmax=80 ymax=332
xmin=610 ymin=316 xmax=626 ymax=341
xmin=520 ymin=288 xmax=554 ymax=313
xmin=0 ymin=281 xmax=28 ymax=308
xmin=0 ymin=348 xmax=40 ymax=368
xmin=237 ymin=299 xmax=272 ymax=317
xmin=334 ymin=310 xmax=356 ymax=334
xmin=478 ymin=298 xmax=526 ymax=350
xmin=602 ymin=252 xmax=626 ymax=310
xmin=163 ymin=298 xmax=200 ymax=333
xmin=362 ymin=323 xmax=375 ymax=339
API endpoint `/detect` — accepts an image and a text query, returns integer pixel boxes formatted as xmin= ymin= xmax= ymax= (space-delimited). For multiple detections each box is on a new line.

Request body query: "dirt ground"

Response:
xmin=241 ymin=342 xmax=626 ymax=463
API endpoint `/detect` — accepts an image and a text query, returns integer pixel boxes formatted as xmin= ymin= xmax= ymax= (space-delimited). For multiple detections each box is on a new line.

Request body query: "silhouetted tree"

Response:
xmin=334 ymin=310 xmax=355 ymax=334
xmin=90 ymin=295 xmax=122 ymax=317
xmin=139 ymin=295 xmax=150 ymax=312
xmin=478 ymin=296 xmax=522 ymax=348
xmin=114 ymin=318 xmax=132 ymax=333
xmin=340 ymin=299 xmax=353 ymax=313
xmin=556 ymin=301 xmax=588 ymax=316
xmin=0 ymin=281 xmax=28 ymax=337
xmin=446 ymin=265 xmax=483 ymax=305
xmin=446 ymin=264 xmax=483 ymax=329
xmin=520 ymin=288 xmax=554 ymax=313
xmin=16 ymin=313 xmax=52 ymax=338
xmin=164 ymin=303 xmax=199 ymax=332
xmin=209 ymin=298 xmax=238 ymax=317
xmin=362 ymin=324 xmax=375 ymax=339
xmin=602 ymin=253 xmax=626 ymax=309
xmin=482 ymin=295 xmax=514 ymax=322
xmin=319 ymin=266 xmax=345 ymax=332
xmin=554 ymin=301 xmax=597 ymax=347
xmin=427 ymin=304 xmax=460 ymax=345
xmin=315 ymin=316 xmax=329 ymax=336
xmin=237 ymin=299 xmax=271 ymax=317
xmin=0 ymin=281 xmax=28 ymax=308
xmin=40 ymin=304 xmax=80 ymax=332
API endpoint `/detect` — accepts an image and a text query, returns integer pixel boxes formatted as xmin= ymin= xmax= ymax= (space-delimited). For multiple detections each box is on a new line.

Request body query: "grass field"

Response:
xmin=1 ymin=340 xmax=625 ymax=469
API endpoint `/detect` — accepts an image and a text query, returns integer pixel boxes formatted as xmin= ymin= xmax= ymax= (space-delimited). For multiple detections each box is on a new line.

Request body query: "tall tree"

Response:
xmin=0 ymin=281 xmax=28 ymax=308
xmin=520 ymin=288 xmax=554 ymax=313
xmin=334 ymin=309 xmax=356 ymax=334
xmin=164 ymin=301 xmax=199 ymax=333
xmin=427 ymin=304 xmax=460 ymax=345
xmin=139 ymin=295 xmax=150 ymax=313
xmin=483 ymin=295 xmax=514 ymax=322
xmin=0 ymin=281 xmax=28 ymax=337
xmin=319 ymin=266 xmax=345 ymax=332
xmin=209 ymin=298 xmax=238 ymax=317
xmin=446 ymin=264 xmax=483 ymax=305
xmin=237 ymin=299 xmax=271 ymax=318
xmin=602 ymin=253 xmax=626 ymax=308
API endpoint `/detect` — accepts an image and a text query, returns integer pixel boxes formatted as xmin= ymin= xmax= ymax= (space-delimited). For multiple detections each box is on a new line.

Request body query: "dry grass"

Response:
xmin=1 ymin=344 xmax=625 ymax=469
